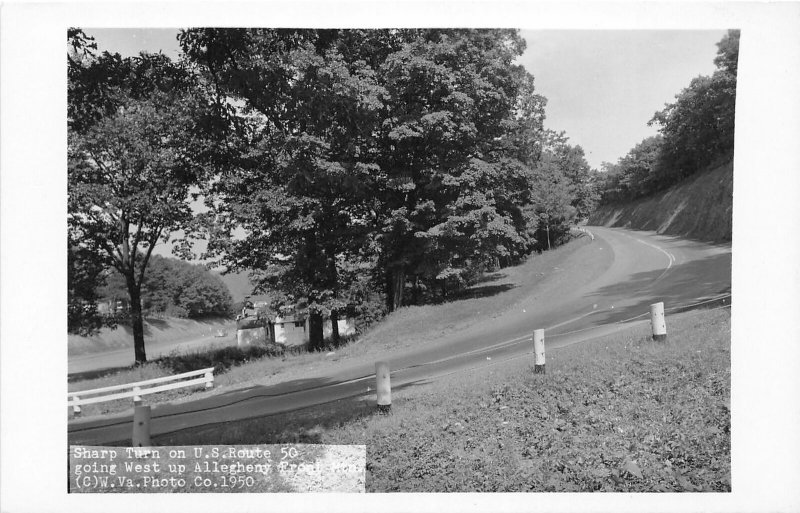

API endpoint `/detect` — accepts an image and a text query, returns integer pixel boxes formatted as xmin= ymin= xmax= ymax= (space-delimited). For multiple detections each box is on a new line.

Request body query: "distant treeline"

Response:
xmin=596 ymin=30 xmax=738 ymax=204
xmin=98 ymin=255 xmax=233 ymax=320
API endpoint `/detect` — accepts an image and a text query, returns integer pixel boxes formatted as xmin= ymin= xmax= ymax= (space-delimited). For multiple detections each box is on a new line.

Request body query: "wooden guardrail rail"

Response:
xmin=68 ymin=367 xmax=215 ymax=416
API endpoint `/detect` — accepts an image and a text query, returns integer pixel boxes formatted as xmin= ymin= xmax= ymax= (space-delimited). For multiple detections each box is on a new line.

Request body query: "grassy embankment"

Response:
xmin=154 ymin=307 xmax=731 ymax=493
xmin=68 ymin=317 xmax=236 ymax=357
xmin=69 ymin=233 xmax=597 ymax=417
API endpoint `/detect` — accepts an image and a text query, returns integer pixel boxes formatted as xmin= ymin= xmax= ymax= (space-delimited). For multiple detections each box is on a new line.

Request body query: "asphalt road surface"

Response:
xmin=68 ymin=226 xmax=731 ymax=445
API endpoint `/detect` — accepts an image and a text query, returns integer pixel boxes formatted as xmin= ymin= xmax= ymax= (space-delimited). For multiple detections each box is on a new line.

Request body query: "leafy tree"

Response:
xmin=179 ymin=29 xmax=386 ymax=349
xmin=173 ymin=263 xmax=233 ymax=318
xmin=138 ymin=257 xmax=175 ymax=315
xmin=372 ymin=29 xmax=538 ymax=310
xmin=596 ymin=31 xmax=738 ymax=205
xmin=180 ymin=29 xmax=554 ymax=346
xmin=415 ymin=157 xmax=531 ymax=298
xmin=68 ymin=241 xmax=115 ymax=335
xmin=543 ymin=133 xmax=597 ymax=220
xmin=713 ymin=29 xmax=740 ymax=77
xmin=504 ymin=71 xmax=548 ymax=166
xmin=598 ymin=135 xmax=664 ymax=203
xmin=67 ymin=28 xmax=97 ymax=73
xmin=96 ymin=255 xmax=234 ymax=319
xmin=68 ymin=48 xmax=207 ymax=363
xmin=648 ymin=30 xmax=738 ymax=181
xmin=529 ymin=154 xmax=576 ymax=250
xmin=67 ymin=29 xmax=109 ymax=337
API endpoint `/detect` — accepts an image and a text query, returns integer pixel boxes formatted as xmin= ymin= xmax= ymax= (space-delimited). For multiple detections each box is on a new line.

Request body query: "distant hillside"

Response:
xmin=214 ymin=270 xmax=274 ymax=304
xmin=588 ymin=158 xmax=733 ymax=243
xmin=214 ymin=270 xmax=255 ymax=303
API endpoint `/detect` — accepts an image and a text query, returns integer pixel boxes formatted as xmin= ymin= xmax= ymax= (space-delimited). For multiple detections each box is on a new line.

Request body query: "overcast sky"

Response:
xmin=519 ymin=30 xmax=725 ymax=168
xmin=84 ymin=27 xmax=726 ymax=170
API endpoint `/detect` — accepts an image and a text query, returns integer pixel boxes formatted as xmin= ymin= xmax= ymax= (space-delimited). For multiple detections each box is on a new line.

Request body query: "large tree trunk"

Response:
xmin=330 ymin=309 xmax=340 ymax=345
xmin=126 ymin=276 xmax=147 ymax=365
xmin=546 ymin=222 xmax=551 ymax=251
xmin=307 ymin=310 xmax=324 ymax=351
xmin=385 ymin=270 xmax=393 ymax=312
xmin=385 ymin=268 xmax=406 ymax=312
xmin=394 ymin=270 xmax=405 ymax=310
xmin=391 ymin=269 xmax=406 ymax=311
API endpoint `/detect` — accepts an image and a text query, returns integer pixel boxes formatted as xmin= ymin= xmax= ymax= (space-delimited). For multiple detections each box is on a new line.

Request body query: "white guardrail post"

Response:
xmin=132 ymin=405 xmax=151 ymax=447
xmin=650 ymin=302 xmax=667 ymax=341
xmin=375 ymin=361 xmax=391 ymax=413
xmin=533 ymin=329 xmax=546 ymax=374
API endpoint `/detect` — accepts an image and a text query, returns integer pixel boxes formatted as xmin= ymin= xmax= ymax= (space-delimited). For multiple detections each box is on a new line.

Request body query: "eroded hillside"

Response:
xmin=589 ymin=158 xmax=733 ymax=243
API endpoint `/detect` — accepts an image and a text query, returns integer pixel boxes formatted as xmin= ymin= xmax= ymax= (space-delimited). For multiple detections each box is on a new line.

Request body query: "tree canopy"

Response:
xmin=178 ymin=29 xmax=569 ymax=348
xmin=68 ymin=37 xmax=212 ymax=362
xmin=596 ymin=30 xmax=739 ymax=204
xmin=98 ymin=255 xmax=233 ymax=319
xmin=69 ymin=28 xmax=602 ymax=353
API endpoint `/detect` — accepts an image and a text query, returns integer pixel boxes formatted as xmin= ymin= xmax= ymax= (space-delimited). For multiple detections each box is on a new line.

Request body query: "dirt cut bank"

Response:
xmin=589 ymin=157 xmax=733 ymax=243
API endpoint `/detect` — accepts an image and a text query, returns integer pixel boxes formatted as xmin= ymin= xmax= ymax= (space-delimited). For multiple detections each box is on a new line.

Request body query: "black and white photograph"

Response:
xmin=2 ymin=1 xmax=800 ymax=512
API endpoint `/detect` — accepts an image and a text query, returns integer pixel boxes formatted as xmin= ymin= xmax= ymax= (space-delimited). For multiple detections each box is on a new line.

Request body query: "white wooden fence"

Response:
xmin=68 ymin=367 xmax=215 ymax=416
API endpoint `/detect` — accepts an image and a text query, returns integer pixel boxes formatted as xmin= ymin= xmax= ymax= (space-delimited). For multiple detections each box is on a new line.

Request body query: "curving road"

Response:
xmin=68 ymin=226 xmax=731 ymax=445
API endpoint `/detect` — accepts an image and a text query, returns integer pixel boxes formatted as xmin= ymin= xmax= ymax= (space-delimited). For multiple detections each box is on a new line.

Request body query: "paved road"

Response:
xmin=68 ymin=226 xmax=731 ymax=445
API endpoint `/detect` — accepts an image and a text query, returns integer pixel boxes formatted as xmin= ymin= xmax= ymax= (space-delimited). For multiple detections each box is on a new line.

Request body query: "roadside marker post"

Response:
xmin=375 ymin=361 xmax=391 ymax=413
xmin=132 ymin=405 xmax=151 ymax=447
xmin=650 ymin=302 xmax=667 ymax=341
xmin=533 ymin=329 xmax=546 ymax=374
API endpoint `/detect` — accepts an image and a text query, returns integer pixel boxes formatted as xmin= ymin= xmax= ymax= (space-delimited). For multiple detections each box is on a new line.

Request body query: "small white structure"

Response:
xmin=273 ymin=315 xmax=309 ymax=347
xmin=323 ymin=317 xmax=357 ymax=338
xmin=272 ymin=314 xmax=357 ymax=347
xmin=237 ymin=325 xmax=268 ymax=346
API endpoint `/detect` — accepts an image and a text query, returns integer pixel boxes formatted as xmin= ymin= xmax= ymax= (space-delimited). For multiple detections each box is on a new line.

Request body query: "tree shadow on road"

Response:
xmin=150 ymin=380 xmax=427 ymax=446
xmin=583 ymin=250 xmax=731 ymax=326
xmin=473 ymin=271 xmax=507 ymax=285
xmin=448 ymin=283 xmax=517 ymax=301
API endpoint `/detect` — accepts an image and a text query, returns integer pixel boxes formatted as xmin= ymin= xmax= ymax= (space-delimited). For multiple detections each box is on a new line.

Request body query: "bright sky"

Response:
xmin=85 ymin=28 xmax=726 ymax=170
xmin=519 ymin=30 xmax=726 ymax=168
xmin=85 ymin=28 xmax=182 ymax=60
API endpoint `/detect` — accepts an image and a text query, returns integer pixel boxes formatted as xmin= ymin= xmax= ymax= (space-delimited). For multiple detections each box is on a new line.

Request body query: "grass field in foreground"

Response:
xmin=154 ymin=307 xmax=731 ymax=493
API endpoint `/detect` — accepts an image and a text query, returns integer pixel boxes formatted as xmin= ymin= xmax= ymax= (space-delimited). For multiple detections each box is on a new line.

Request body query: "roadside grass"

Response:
xmin=69 ymin=343 xmax=300 ymax=418
xmin=153 ymin=307 xmax=731 ymax=493
xmin=69 ymin=235 xmax=595 ymax=417
xmin=352 ymin=234 xmax=594 ymax=353
xmin=68 ymin=317 xmax=236 ymax=357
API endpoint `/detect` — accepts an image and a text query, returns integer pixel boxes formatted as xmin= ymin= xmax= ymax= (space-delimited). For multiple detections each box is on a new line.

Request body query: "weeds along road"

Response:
xmin=68 ymin=226 xmax=731 ymax=445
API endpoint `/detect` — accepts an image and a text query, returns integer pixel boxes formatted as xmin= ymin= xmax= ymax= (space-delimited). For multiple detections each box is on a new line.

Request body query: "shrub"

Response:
xmin=158 ymin=344 xmax=285 ymax=375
